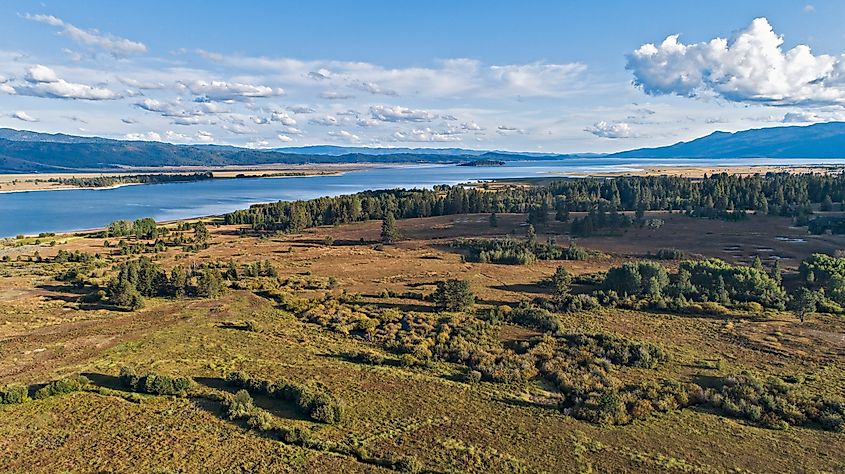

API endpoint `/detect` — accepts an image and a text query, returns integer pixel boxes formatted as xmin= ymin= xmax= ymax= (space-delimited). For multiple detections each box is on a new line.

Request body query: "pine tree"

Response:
xmin=489 ymin=212 xmax=498 ymax=228
xmin=551 ymin=266 xmax=572 ymax=298
xmin=381 ymin=213 xmax=399 ymax=244
xmin=526 ymin=224 xmax=537 ymax=247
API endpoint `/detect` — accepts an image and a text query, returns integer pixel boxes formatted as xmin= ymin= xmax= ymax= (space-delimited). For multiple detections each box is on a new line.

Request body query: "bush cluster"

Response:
xmin=119 ymin=366 xmax=192 ymax=396
xmin=34 ymin=375 xmax=90 ymax=399
xmin=226 ymin=371 xmax=344 ymax=424
xmin=452 ymin=238 xmax=589 ymax=265
xmin=0 ymin=384 xmax=29 ymax=404
xmin=700 ymin=373 xmax=844 ymax=431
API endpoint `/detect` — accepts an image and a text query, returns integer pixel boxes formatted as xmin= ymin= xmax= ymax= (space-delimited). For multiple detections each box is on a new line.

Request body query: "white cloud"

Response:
xmin=117 ymin=76 xmax=166 ymax=90
xmin=327 ymin=129 xmax=360 ymax=143
xmin=804 ymin=4 xmax=815 ymax=12
xmin=195 ymin=130 xmax=214 ymax=142
xmin=309 ymin=115 xmax=339 ymax=126
xmin=179 ymin=80 xmax=285 ymax=101
xmin=320 ymin=91 xmax=354 ymax=100
xmin=586 ymin=121 xmax=633 ymax=138
xmin=461 ymin=121 xmax=483 ymax=131
xmin=11 ymin=111 xmax=38 ymax=122
xmin=496 ymin=125 xmax=527 ymax=136
xmin=14 ymin=64 xmax=121 ymax=100
xmin=370 ymin=105 xmax=437 ymax=122
xmin=277 ymin=134 xmax=293 ymax=142
xmin=287 ymin=105 xmax=316 ymax=114
xmin=350 ymin=81 xmax=397 ymax=96
xmin=24 ymin=13 xmax=147 ymax=56
xmin=627 ymin=17 xmax=845 ymax=107
xmin=222 ymin=122 xmax=255 ymax=135
xmin=270 ymin=110 xmax=297 ymax=126
xmin=245 ymin=139 xmax=271 ymax=148
xmin=393 ymin=127 xmax=462 ymax=142
xmin=124 ymin=131 xmax=162 ymax=141
xmin=279 ymin=126 xmax=303 ymax=135
xmin=781 ymin=110 xmax=845 ymax=123
xmin=489 ymin=62 xmax=586 ymax=96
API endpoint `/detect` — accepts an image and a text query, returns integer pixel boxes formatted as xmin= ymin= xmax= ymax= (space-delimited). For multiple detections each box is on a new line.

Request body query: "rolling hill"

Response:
xmin=612 ymin=122 xmax=845 ymax=158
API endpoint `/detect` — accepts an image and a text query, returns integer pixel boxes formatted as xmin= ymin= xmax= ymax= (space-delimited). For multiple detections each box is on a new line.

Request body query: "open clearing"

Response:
xmin=0 ymin=211 xmax=844 ymax=473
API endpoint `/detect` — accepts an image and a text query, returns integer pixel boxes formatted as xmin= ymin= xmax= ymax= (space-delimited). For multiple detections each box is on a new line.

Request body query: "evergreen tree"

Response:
xmin=433 ymin=279 xmax=474 ymax=312
xmin=489 ymin=212 xmax=498 ymax=228
xmin=526 ymin=224 xmax=537 ymax=247
xmin=381 ymin=213 xmax=399 ymax=244
xmin=551 ymin=266 xmax=572 ymax=298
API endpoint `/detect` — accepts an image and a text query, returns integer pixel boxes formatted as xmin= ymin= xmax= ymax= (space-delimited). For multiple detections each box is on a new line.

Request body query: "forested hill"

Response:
xmin=0 ymin=128 xmax=570 ymax=173
xmin=611 ymin=122 xmax=845 ymax=158
xmin=5 ymin=121 xmax=845 ymax=172
xmin=0 ymin=131 xmax=470 ymax=172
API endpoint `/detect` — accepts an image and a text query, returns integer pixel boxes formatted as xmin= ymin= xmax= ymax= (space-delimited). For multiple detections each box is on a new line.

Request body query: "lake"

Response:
xmin=1 ymin=157 xmax=842 ymax=237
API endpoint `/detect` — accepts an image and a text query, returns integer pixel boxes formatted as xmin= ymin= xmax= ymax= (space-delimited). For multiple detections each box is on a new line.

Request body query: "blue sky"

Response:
xmin=0 ymin=1 xmax=843 ymax=152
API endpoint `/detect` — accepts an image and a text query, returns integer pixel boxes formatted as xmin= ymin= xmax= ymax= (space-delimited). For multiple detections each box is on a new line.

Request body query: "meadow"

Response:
xmin=0 ymin=180 xmax=844 ymax=473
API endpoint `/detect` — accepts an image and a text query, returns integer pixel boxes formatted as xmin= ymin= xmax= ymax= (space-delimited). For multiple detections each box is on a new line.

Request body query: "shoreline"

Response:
xmin=0 ymin=163 xmax=372 ymax=193
xmin=3 ymin=162 xmax=844 ymax=238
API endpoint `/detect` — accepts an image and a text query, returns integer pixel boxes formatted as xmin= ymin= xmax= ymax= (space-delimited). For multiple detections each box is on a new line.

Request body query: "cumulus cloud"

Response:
xmin=277 ymin=134 xmax=293 ymax=142
xmin=370 ymin=105 xmax=437 ymax=122
xmin=781 ymin=110 xmax=845 ymax=123
xmin=327 ymin=129 xmax=361 ymax=143
xmin=117 ymin=76 xmax=166 ymax=90
xmin=585 ymin=121 xmax=633 ymax=139
xmin=496 ymin=125 xmax=527 ymax=136
xmin=195 ymin=130 xmax=214 ymax=143
xmin=627 ymin=17 xmax=845 ymax=106
xmin=309 ymin=115 xmax=339 ymax=126
xmin=24 ymin=13 xmax=147 ymax=56
xmin=350 ymin=81 xmax=397 ymax=96
xmin=461 ymin=121 xmax=483 ymax=131
xmin=393 ymin=127 xmax=462 ymax=142
xmin=287 ymin=105 xmax=316 ymax=114
xmin=13 ymin=64 xmax=121 ymax=100
xmin=270 ymin=110 xmax=297 ymax=126
xmin=11 ymin=111 xmax=38 ymax=122
xmin=124 ymin=131 xmax=161 ymax=141
xmin=179 ymin=80 xmax=285 ymax=101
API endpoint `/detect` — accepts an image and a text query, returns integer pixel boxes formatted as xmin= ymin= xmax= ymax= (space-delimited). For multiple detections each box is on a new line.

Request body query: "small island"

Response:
xmin=457 ymin=159 xmax=506 ymax=167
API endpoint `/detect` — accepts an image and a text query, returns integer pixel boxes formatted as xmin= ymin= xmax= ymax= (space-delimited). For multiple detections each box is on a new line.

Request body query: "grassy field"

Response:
xmin=0 ymin=211 xmax=844 ymax=473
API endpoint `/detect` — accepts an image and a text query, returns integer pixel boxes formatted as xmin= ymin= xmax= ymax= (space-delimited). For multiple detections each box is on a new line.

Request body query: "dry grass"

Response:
xmin=0 ymin=213 xmax=844 ymax=472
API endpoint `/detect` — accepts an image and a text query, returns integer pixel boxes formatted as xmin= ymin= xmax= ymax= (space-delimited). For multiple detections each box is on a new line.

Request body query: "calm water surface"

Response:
xmin=2 ymin=158 xmax=843 ymax=237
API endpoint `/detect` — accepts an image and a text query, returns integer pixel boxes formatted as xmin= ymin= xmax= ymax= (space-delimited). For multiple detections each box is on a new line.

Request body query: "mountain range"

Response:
xmin=2 ymin=122 xmax=845 ymax=173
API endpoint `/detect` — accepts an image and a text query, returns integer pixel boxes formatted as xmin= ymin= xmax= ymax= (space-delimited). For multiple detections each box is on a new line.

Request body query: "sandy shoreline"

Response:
xmin=0 ymin=163 xmax=371 ymax=193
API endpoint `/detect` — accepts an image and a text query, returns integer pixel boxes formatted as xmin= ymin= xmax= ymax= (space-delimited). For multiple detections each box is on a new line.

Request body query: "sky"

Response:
xmin=1 ymin=1 xmax=844 ymax=153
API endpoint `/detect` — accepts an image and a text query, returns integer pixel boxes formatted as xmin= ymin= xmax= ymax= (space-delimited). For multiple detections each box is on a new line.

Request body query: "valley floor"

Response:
xmin=0 ymin=212 xmax=844 ymax=472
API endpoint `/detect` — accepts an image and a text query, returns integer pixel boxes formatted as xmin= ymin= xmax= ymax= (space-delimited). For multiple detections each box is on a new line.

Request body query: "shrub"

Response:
xmin=119 ymin=366 xmax=192 ymax=396
xmin=225 ymin=371 xmax=344 ymax=424
xmin=702 ymin=373 xmax=845 ymax=432
xmin=0 ymin=384 xmax=29 ymax=404
xmin=432 ymin=279 xmax=474 ymax=312
xmin=224 ymin=389 xmax=255 ymax=420
xmin=34 ymin=375 xmax=89 ymax=399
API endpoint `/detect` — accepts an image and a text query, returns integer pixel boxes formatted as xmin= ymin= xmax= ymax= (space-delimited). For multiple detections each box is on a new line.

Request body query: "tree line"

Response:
xmin=223 ymin=173 xmax=845 ymax=234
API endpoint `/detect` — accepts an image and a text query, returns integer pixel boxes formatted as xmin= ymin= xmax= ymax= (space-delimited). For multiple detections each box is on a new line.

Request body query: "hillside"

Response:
xmin=612 ymin=122 xmax=845 ymax=158
xmin=0 ymin=129 xmax=575 ymax=173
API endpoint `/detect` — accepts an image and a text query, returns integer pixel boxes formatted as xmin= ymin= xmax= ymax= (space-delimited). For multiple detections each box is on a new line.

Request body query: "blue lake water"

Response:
xmin=2 ymin=157 xmax=844 ymax=237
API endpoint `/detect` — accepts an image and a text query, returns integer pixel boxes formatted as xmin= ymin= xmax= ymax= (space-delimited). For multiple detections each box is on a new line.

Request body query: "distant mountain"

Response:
xmin=272 ymin=145 xmax=488 ymax=156
xmin=612 ymin=122 xmax=845 ymax=158
xmin=273 ymin=145 xmax=565 ymax=158
xmin=0 ymin=129 xmax=563 ymax=173
xmin=0 ymin=128 xmax=572 ymax=173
